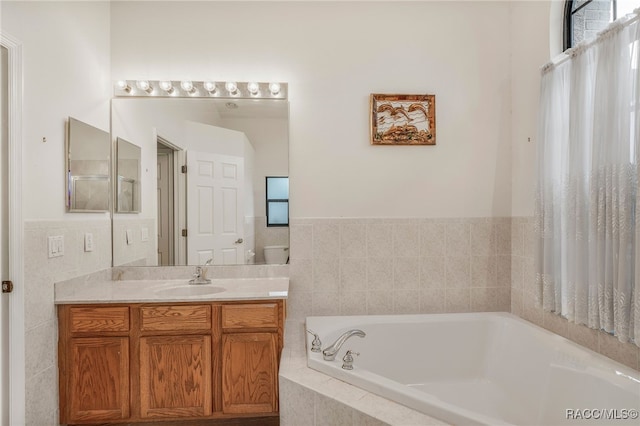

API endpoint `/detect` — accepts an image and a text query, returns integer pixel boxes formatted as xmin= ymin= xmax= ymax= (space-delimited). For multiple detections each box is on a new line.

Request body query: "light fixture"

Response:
xmin=180 ymin=80 xmax=196 ymax=94
xmin=225 ymin=81 xmax=238 ymax=94
xmin=159 ymin=81 xmax=174 ymax=94
xmin=114 ymin=80 xmax=287 ymax=99
xmin=116 ymin=80 xmax=131 ymax=93
xmin=136 ymin=80 xmax=153 ymax=94
xmin=203 ymin=81 xmax=216 ymax=93
xmin=269 ymin=82 xmax=281 ymax=95
xmin=247 ymin=82 xmax=259 ymax=95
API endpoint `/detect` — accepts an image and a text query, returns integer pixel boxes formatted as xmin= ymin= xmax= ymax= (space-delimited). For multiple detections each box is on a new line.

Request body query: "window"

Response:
xmin=564 ymin=0 xmax=639 ymax=50
xmin=266 ymin=177 xmax=289 ymax=227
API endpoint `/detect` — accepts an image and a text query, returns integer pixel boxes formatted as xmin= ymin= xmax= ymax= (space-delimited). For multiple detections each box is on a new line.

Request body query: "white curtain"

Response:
xmin=536 ymin=12 xmax=640 ymax=346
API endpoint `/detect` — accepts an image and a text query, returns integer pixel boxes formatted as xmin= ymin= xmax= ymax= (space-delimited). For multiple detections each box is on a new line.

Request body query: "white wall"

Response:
xmin=511 ymin=0 xmax=552 ymax=217
xmin=111 ymin=1 xmax=513 ymax=219
xmin=3 ymin=0 xmax=111 ymax=221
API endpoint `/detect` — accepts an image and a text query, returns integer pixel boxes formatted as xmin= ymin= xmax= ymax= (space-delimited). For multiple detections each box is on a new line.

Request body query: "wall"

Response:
xmin=1 ymin=1 xmax=112 ymax=424
xmin=110 ymin=0 xmax=513 ymax=219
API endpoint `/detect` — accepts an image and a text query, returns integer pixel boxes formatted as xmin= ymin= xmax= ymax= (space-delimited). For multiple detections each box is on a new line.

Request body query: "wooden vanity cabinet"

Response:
xmin=221 ymin=303 xmax=281 ymax=414
xmin=58 ymin=300 xmax=284 ymax=425
xmin=58 ymin=306 xmax=131 ymax=423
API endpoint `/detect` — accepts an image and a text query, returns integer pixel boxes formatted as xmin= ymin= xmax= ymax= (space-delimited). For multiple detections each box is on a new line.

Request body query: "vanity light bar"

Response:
xmin=113 ymin=80 xmax=288 ymax=99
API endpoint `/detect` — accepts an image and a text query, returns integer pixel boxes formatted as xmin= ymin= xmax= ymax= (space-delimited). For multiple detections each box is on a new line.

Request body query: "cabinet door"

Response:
xmin=139 ymin=335 xmax=212 ymax=418
xmin=68 ymin=337 xmax=129 ymax=422
xmin=222 ymin=333 xmax=278 ymax=414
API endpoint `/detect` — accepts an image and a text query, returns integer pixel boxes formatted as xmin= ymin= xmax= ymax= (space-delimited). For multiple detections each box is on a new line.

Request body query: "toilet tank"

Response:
xmin=263 ymin=245 xmax=289 ymax=264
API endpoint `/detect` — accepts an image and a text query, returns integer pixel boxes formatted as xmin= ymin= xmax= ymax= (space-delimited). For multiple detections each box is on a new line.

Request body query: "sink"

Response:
xmin=155 ymin=284 xmax=226 ymax=298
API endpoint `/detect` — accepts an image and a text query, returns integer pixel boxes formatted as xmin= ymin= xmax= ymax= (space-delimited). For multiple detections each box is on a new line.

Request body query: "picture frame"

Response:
xmin=370 ymin=94 xmax=436 ymax=145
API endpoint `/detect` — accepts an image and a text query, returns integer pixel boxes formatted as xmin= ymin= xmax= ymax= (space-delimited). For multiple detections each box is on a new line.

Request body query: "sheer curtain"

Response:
xmin=536 ymin=11 xmax=640 ymax=346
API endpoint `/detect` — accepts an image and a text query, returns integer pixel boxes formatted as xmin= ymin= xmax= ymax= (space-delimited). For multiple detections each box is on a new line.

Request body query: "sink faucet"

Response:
xmin=322 ymin=329 xmax=365 ymax=361
xmin=189 ymin=258 xmax=213 ymax=285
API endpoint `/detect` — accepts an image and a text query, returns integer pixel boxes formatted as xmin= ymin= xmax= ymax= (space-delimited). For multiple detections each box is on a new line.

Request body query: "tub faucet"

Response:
xmin=322 ymin=329 xmax=365 ymax=361
xmin=189 ymin=258 xmax=213 ymax=285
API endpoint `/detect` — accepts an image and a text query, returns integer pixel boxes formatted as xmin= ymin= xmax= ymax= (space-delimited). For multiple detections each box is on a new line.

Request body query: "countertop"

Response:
xmin=54 ymin=277 xmax=289 ymax=304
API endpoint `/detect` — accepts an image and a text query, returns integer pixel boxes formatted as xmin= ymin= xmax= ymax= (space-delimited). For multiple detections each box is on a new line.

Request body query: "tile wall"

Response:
xmin=24 ymin=219 xmax=112 ymax=426
xmin=112 ymin=217 xmax=156 ymax=266
xmin=286 ymin=217 xmax=512 ymax=321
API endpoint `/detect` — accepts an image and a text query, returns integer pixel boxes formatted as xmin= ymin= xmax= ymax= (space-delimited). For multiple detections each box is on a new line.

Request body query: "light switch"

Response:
xmin=141 ymin=227 xmax=149 ymax=242
xmin=48 ymin=235 xmax=64 ymax=258
xmin=126 ymin=229 xmax=134 ymax=245
xmin=84 ymin=233 xmax=94 ymax=252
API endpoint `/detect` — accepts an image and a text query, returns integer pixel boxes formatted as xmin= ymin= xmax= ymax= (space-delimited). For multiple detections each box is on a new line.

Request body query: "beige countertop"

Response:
xmin=54 ymin=277 xmax=289 ymax=304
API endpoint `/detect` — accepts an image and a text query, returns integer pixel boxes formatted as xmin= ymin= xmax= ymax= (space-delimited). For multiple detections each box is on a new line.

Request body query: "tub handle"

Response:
xmin=342 ymin=350 xmax=359 ymax=370
xmin=306 ymin=329 xmax=322 ymax=353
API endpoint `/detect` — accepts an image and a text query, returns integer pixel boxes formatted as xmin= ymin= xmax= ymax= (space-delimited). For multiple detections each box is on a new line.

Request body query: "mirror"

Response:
xmin=116 ymin=137 xmax=141 ymax=213
xmin=66 ymin=117 xmax=110 ymax=212
xmin=111 ymin=97 xmax=289 ymax=267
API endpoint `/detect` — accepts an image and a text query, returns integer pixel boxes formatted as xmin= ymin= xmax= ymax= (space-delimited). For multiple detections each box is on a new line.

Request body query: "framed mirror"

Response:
xmin=116 ymin=137 xmax=141 ymax=213
xmin=111 ymin=97 xmax=289 ymax=267
xmin=66 ymin=117 xmax=110 ymax=212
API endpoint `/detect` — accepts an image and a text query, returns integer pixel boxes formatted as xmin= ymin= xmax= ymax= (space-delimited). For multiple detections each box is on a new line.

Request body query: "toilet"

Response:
xmin=263 ymin=245 xmax=289 ymax=264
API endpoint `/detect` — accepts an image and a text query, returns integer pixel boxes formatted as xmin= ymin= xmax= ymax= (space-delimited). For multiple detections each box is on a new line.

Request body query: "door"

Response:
xmin=221 ymin=333 xmax=278 ymax=414
xmin=186 ymin=150 xmax=244 ymax=265
xmin=157 ymin=146 xmax=174 ymax=265
xmin=139 ymin=335 xmax=212 ymax=418
xmin=0 ymin=45 xmax=8 ymax=426
xmin=68 ymin=337 xmax=130 ymax=422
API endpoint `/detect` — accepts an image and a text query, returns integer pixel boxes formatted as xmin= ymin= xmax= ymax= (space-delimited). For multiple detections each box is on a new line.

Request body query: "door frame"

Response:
xmin=1 ymin=32 xmax=25 ymax=426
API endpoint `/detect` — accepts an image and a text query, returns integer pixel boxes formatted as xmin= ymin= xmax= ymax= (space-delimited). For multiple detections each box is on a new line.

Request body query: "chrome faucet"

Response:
xmin=189 ymin=258 xmax=213 ymax=284
xmin=322 ymin=329 xmax=365 ymax=361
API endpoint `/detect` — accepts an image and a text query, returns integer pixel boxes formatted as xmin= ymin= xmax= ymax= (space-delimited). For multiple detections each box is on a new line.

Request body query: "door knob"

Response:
xmin=235 ymin=238 xmax=243 ymax=244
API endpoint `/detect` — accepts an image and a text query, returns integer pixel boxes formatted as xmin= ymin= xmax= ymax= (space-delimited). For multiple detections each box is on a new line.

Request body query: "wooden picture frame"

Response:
xmin=370 ymin=94 xmax=436 ymax=145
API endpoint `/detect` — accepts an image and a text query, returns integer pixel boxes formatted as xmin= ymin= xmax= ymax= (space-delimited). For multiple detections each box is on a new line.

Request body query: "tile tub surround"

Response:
xmin=511 ymin=217 xmax=640 ymax=371
xmin=280 ymin=320 xmax=448 ymax=426
xmin=287 ymin=217 xmax=512 ymax=320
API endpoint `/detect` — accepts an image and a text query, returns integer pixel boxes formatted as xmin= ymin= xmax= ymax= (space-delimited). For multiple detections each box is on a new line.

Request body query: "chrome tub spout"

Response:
xmin=322 ymin=329 xmax=365 ymax=361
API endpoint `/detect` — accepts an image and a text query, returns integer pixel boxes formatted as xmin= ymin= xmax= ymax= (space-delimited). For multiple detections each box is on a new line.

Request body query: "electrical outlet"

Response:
xmin=84 ymin=233 xmax=94 ymax=252
xmin=141 ymin=227 xmax=149 ymax=242
xmin=48 ymin=235 xmax=64 ymax=258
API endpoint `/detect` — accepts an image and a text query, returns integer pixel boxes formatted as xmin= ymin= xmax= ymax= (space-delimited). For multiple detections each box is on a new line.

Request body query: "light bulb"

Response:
xmin=269 ymin=82 xmax=281 ymax=95
xmin=203 ymin=81 xmax=216 ymax=93
xmin=225 ymin=82 xmax=238 ymax=94
xmin=247 ymin=82 xmax=259 ymax=95
xmin=116 ymin=80 xmax=131 ymax=92
xmin=181 ymin=80 xmax=195 ymax=94
xmin=159 ymin=81 xmax=174 ymax=94
xmin=136 ymin=80 xmax=153 ymax=94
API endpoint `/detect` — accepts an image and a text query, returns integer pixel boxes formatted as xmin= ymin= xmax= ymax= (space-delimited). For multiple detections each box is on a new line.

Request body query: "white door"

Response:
xmin=186 ymin=151 xmax=244 ymax=265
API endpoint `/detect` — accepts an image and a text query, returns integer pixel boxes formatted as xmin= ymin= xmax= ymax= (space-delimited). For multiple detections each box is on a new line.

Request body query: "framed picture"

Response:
xmin=370 ymin=94 xmax=436 ymax=145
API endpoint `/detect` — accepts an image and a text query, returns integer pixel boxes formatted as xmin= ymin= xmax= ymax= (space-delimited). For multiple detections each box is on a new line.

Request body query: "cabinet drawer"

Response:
xmin=140 ymin=305 xmax=211 ymax=332
xmin=69 ymin=306 xmax=130 ymax=333
xmin=222 ymin=303 xmax=279 ymax=330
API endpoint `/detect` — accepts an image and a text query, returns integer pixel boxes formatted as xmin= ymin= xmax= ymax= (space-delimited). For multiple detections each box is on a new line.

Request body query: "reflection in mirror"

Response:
xmin=111 ymin=98 xmax=289 ymax=267
xmin=116 ymin=137 xmax=141 ymax=213
xmin=66 ymin=117 xmax=110 ymax=212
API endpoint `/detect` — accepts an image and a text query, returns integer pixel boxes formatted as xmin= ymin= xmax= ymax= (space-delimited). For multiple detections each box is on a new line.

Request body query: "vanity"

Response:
xmin=55 ymin=277 xmax=288 ymax=425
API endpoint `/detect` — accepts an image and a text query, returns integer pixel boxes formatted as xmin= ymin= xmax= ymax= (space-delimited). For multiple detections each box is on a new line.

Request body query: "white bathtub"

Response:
xmin=306 ymin=313 xmax=640 ymax=426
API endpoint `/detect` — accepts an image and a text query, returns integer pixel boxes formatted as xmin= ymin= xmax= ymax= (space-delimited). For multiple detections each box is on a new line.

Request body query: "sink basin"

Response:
xmin=155 ymin=284 xmax=226 ymax=298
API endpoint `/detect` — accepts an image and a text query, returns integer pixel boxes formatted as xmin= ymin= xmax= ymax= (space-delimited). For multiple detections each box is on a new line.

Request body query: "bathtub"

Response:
xmin=305 ymin=313 xmax=640 ymax=426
